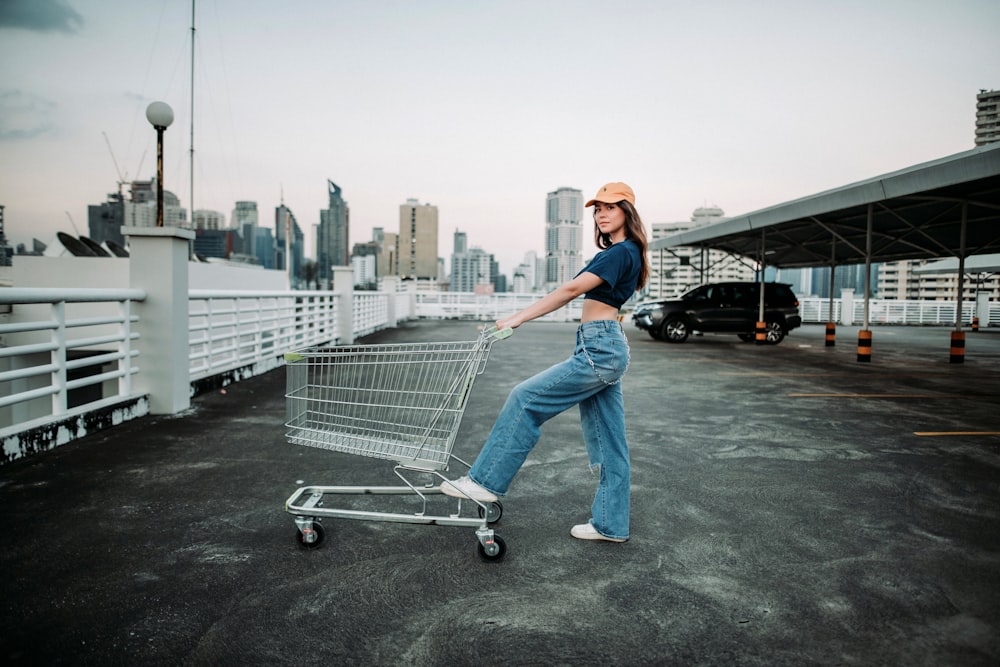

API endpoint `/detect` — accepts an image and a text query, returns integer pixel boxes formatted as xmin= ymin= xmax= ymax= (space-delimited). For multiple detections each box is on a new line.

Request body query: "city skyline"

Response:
xmin=1 ymin=0 xmax=998 ymax=276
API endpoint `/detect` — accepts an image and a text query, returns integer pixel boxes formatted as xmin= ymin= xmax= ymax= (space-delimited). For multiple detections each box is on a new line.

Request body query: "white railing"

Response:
xmin=188 ymin=290 xmax=343 ymax=382
xmin=353 ymin=291 xmax=389 ymax=338
xmin=3 ymin=284 xmax=997 ymax=464
xmin=797 ymin=297 xmax=999 ymax=326
xmin=414 ymin=292 xmax=584 ymax=321
xmin=796 ymin=298 xmax=843 ymax=323
xmin=0 ymin=288 xmax=146 ymax=440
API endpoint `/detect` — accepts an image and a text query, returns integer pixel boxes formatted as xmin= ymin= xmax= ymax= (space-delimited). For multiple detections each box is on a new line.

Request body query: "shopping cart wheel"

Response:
xmin=296 ymin=520 xmax=325 ymax=549
xmin=477 ymin=501 xmax=503 ymax=524
xmin=477 ymin=534 xmax=506 ymax=562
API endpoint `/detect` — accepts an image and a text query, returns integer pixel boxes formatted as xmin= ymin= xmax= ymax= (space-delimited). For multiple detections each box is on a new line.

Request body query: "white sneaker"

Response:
xmin=571 ymin=522 xmax=627 ymax=543
xmin=440 ymin=476 xmax=498 ymax=502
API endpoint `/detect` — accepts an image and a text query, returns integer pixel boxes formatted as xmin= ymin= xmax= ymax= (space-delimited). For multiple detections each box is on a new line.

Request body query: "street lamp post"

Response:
xmin=145 ymin=101 xmax=174 ymax=227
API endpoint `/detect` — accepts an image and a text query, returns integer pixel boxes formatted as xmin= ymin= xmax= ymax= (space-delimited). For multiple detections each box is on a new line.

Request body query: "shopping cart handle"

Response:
xmin=483 ymin=325 xmax=513 ymax=341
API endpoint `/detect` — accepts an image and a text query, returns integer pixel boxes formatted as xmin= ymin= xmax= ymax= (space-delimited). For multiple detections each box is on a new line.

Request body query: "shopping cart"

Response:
xmin=283 ymin=326 xmax=512 ymax=561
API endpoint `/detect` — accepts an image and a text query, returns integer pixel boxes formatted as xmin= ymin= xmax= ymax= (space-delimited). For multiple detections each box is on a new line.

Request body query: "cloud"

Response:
xmin=0 ymin=0 xmax=83 ymax=33
xmin=0 ymin=90 xmax=56 ymax=140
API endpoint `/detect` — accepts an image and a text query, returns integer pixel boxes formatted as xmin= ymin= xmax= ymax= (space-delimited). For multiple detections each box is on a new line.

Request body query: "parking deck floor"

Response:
xmin=2 ymin=320 xmax=999 ymax=666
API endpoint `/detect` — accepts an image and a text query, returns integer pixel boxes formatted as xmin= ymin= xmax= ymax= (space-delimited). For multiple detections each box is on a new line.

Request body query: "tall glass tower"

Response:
xmin=545 ymin=186 xmax=583 ymax=287
xmin=317 ymin=180 xmax=350 ymax=285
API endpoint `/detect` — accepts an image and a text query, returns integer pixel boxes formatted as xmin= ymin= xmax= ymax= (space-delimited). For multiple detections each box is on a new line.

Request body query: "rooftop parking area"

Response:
xmin=2 ymin=320 xmax=998 ymax=666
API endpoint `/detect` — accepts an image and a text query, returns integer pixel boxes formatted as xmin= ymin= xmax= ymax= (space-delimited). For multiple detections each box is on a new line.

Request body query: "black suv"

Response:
xmin=632 ymin=282 xmax=802 ymax=344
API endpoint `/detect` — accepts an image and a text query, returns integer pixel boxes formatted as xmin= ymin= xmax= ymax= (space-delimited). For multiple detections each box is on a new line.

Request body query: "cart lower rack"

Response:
xmin=283 ymin=326 xmax=511 ymax=561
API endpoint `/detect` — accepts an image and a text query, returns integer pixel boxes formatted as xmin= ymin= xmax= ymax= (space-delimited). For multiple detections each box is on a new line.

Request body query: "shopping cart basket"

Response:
xmin=283 ymin=326 xmax=512 ymax=561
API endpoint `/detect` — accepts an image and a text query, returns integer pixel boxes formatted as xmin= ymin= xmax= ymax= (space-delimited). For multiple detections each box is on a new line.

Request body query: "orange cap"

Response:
xmin=585 ymin=182 xmax=635 ymax=207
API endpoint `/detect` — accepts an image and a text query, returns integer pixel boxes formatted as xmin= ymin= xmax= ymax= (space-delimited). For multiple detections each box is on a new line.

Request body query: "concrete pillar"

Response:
xmin=331 ymin=265 xmax=354 ymax=345
xmin=840 ymin=289 xmax=855 ymax=326
xmin=976 ymin=291 xmax=990 ymax=330
xmin=123 ymin=226 xmax=195 ymax=414
xmin=381 ymin=275 xmax=401 ymax=327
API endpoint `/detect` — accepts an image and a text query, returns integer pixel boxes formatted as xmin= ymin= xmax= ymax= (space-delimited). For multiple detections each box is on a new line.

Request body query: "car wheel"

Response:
xmin=660 ymin=317 xmax=690 ymax=343
xmin=765 ymin=321 xmax=786 ymax=344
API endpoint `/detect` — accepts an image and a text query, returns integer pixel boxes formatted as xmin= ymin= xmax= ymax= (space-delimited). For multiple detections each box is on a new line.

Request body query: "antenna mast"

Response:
xmin=189 ymin=0 xmax=196 ymax=223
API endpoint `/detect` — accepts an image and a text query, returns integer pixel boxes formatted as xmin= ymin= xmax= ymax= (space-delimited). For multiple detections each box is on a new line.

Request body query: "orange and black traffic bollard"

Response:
xmin=825 ymin=322 xmax=836 ymax=347
xmin=856 ymin=330 xmax=872 ymax=363
xmin=950 ymin=331 xmax=966 ymax=364
xmin=755 ymin=321 xmax=767 ymax=345
xmin=972 ymin=316 xmax=979 ymax=332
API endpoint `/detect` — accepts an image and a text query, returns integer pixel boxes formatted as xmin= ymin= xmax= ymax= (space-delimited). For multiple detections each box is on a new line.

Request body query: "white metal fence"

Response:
xmin=2 ymin=286 xmax=997 ymax=463
xmin=0 ymin=288 xmax=145 ymax=445
xmin=413 ymin=292 xmax=584 ymax=322
xmin=189 ymin=291 xmax=339 ymax=382
xmin=796 ymin=297 xmax=999 ymax=326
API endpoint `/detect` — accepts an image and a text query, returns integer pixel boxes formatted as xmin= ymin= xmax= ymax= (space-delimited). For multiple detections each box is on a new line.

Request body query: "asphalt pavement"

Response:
xmin=2 ymin=320 xmax=999 ymax=666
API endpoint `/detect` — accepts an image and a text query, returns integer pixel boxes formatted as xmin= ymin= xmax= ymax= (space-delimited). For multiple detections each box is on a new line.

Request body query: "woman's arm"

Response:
xmin=497 ymin=272 xmax=604 ymax=329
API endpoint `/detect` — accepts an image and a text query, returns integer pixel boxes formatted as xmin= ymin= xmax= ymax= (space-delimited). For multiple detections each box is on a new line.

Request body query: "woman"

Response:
xmin=443 ymin=182 xmax=649 ymax=542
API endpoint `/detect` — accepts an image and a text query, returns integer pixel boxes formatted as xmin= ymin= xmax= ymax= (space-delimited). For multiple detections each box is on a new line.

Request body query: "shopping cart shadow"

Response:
xmin=283 ymin=326 xmax=512 ymax=561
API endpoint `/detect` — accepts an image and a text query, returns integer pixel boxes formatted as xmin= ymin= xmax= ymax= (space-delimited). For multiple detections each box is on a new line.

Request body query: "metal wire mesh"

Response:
xmin=285 ymin=337 xmax=495 ymax=471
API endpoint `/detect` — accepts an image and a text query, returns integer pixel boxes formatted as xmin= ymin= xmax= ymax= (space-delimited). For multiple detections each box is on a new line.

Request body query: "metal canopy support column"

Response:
xmin=950 ymin=202 xmax=968 ymax=363
xmin=758 ymin=230 xmax=766 ymax=317
xmin=857 ymin=205 xmax=874 ymax=362
xmin=956 ymin=202 xmax=968 ymax=331
xmin=863 ymin=204 xmax=873 ymax=330
xmin=826 ymin=237 xmax=837 ymax=346
xmin=828 ymin=237 xmax=837 ymax=318
xmin=755 ymin=230 xmax=767 ymax=344
xmin=656 ymin=248 xmax=664 ymax=298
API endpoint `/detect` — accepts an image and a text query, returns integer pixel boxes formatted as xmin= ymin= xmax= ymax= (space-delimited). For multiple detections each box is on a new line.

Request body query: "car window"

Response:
xmin=732 ymin=284 xmax=752 ymax=306
xmin=687 ymin=286 xmax=711 ymax=303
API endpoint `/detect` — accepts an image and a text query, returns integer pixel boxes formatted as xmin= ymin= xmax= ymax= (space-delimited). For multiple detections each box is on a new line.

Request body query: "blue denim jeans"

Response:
xmin=468 ymin=319 xmax=632 ymax=540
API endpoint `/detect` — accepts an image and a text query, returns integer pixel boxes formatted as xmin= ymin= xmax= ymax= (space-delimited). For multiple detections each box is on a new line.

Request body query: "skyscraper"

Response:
xmin=275 ymin=203 xmax=305 ymax=283
xmin=87 ymin=192 xmax=126 ymax=246
xmin=975 ymin=89 xmax=1000 ymax=146
xmin=449 ymin=228 xmax=494 ymax=292
xmin=397 ymin=198 xmax=438 ymax=280
xmin=231 ymin=201 xmax=258 ymax=257
xmin=545 ymin=187 xmax=583 ymax=287
xmin=317 ymin=180 xmax=350 ymax=285
xmin=646 ymin=207 xmax=754 ymax=299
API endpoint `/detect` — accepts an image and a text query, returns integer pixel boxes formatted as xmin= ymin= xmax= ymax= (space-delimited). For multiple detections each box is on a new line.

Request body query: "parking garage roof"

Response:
xmin=649 ymin=143 xmax=1000 ymax=269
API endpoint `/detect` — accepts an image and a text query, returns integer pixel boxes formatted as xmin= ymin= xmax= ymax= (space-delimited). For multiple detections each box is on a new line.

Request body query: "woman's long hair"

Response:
xmin=594 ymin=200 xmax=650 ymax=289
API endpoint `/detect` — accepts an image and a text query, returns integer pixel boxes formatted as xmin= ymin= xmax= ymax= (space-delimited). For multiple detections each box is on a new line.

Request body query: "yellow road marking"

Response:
xmin=725 ymin=373 xmax=834 ymax=377
xmin=787 ymin=393 xmax=965 ymax=398
xmin=914 ymin=431 xmax=1000 ymax=437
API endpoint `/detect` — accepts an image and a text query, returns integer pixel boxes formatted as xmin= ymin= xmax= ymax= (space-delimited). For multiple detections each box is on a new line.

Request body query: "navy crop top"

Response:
xmin=576 ymin=239 xmax=641 ymax=309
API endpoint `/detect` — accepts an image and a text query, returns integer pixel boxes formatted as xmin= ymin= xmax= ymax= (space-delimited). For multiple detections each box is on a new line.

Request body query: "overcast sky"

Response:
xmin=1 ymin=0 xmax=997 ymax=275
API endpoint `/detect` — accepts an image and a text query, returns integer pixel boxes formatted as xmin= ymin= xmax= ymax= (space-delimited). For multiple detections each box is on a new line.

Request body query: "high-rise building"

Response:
xmin=0 ymin=204 xmax=10 ymax=267
xmin=450 ymin=228 xmax=493 ymax=292
xmin=114 ymin=179 xmax=186 ymax=230
xmin=375 ymin=228 xmax=398 ymax=279
xmin=193 ymin=210 xmax=225 ymax=230
xmin=275 ymin=204 xmax=305 ymax=284
xmin=545 ymin=187 xmax=583 ymax=287
xmin=397 ymin=198 xmax=439 ymax=280
xmin=645 ymin=206 xmax=754 ymax=299
xmin=87 ymin=192 xmax=126 ymax=246
xmin=875 ymin=259 xmax=998 ymax=301
xmin=975 ymin=89 xmax=1000 ymax=146
xmin=231 ymin=201 xmax=258 ymax=256
xmin=513 ymin=250 xmax=542 ymax=293
xmin=317 ymin=180 xmax=350 ymax=285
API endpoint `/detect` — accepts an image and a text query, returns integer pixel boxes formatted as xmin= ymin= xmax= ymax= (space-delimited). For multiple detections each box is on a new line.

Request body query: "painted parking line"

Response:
xmin=913 ymin=431 xmax=1000 ymax=437
xmin=721 ymin=372 xmax=846 ymax=377
xmin=787 ymin=393 xmax=966 ymax=398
